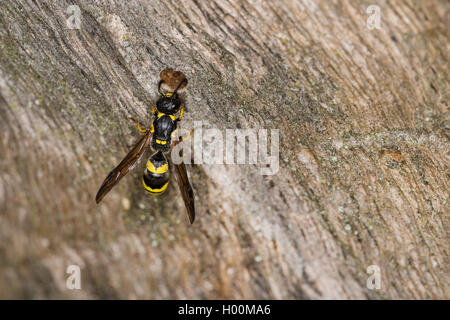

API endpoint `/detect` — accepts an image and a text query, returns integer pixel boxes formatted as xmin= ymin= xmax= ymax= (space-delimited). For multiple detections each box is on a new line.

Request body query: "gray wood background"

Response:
xmin=0 ymin=0 xmax=448 ymax=299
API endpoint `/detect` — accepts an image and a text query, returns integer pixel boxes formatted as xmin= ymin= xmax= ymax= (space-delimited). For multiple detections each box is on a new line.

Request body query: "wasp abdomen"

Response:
xmin=142 ymin=151 xmax=169 ymax=195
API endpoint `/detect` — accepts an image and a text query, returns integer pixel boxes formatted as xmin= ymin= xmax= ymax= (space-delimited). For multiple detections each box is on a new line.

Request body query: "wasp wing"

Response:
xmin=95 ymin=131 xmax=152 ymax=203
xmin=173 ymin=160 xmax=195 ymax=224
xmin=169 ymin=141 xmax=195 ymax=224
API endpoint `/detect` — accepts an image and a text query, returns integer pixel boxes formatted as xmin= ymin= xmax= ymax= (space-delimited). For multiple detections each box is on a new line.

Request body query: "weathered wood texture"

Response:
xmin=0 ymin=0 xmax=448 ymax=299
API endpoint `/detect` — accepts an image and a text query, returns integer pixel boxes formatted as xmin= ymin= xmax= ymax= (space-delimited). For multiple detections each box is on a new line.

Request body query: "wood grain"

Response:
xmin=0 ymin=0 xmax=448 ymax=299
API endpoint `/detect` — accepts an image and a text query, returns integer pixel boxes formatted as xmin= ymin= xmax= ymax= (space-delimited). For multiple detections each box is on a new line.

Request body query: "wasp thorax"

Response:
xmin=156 ymin=96 xmax=181 ymax=115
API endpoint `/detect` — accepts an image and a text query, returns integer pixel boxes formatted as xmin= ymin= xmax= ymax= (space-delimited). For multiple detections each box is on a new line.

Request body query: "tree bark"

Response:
xmin=0 ymin=0 xmax=448 ymax=299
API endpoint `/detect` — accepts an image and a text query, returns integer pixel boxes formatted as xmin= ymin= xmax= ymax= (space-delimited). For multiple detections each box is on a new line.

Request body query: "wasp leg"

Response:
xmin=129 ymin=117 xmax=149 ymax=134
xmin=179 ymin=128 xmax=194 ymax=142
xmin=171 ymin=128 xmax=194 ymax=149
xmin=177 ymin=102 xmax=184 ymax=121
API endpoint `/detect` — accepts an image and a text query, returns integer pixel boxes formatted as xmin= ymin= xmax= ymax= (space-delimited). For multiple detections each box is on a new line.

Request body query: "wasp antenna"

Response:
xmin=158 ymin=80 xmax=165 ymax=95
xmin=173 ymin=78 xmax=188 ymax=95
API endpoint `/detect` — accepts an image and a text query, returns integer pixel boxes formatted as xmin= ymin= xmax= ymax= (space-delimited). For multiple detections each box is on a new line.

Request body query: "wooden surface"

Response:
xmin=0 ymin=0 xmax=448 ymax=299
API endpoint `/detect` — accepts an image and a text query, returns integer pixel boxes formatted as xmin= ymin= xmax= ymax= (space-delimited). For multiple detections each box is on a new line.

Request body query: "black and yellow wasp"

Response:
xmin=95 ymin=69 xmax=195 ymax=224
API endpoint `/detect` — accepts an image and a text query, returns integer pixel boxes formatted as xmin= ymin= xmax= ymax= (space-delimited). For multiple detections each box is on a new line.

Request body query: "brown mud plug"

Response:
xmin=159 ymin=68 xmax=188 ymax=93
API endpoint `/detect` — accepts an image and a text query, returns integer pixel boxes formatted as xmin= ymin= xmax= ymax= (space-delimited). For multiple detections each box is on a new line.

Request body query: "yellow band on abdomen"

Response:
xmin=146 ymin=160 xmax=168 ymax=174
xmin=155 ymin=139 xmax=167 ymax=145
xmin=142 ymin=179 xmax=169 ymax=195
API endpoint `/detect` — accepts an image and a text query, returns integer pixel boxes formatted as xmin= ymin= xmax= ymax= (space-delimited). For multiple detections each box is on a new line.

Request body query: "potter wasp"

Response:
xmin=95 ymin=69 xmax=195 ymax=224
